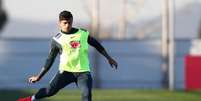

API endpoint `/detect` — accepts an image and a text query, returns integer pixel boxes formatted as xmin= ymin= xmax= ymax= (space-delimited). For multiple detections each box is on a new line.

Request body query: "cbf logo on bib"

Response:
xmin=70 ymin=41 xmax=80 ymax=49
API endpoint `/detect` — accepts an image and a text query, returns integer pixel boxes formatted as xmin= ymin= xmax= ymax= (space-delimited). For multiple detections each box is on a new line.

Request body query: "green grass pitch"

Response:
xmin=0 ymin=89 xmax=201 ymax=101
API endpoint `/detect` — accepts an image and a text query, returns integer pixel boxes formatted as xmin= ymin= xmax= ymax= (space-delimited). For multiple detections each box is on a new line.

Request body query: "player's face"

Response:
xmin=59 ymin=18 xmax=73 ymax=33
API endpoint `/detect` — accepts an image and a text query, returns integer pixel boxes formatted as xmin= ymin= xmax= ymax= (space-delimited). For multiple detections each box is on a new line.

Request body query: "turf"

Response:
xmin=1 ymin=89 xmax=201 ymax=101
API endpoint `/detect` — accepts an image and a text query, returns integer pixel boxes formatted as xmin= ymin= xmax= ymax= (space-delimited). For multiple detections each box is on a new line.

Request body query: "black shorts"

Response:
xmin=49 ymin=71 xmax=93 ymax=90
xmin=35 ymin=71 xmax=93 ymax=100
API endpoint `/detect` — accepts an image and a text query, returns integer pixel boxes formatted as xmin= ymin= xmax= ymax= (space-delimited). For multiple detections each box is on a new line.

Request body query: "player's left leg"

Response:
xmin=18 ymin=71 xmax=76 ymax=101
xmin=76 ymin=72 xmax=93 ymax=101
xmin=34 ymin=71 xmax=76 ymax=99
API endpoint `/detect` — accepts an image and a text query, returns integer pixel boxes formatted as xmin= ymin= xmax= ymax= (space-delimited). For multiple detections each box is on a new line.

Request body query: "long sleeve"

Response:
xmin=37 ymin=39 xmax=59 ymax=79
xmin=43 ymin=39 xmax=59 ymax=69
xmin=88 ymin=36 xmax=104 ymax=53
xmin=88 ymin=36 xmax=111 ymax=60
xmin=88 ymin=35 xmax=118 ymax=69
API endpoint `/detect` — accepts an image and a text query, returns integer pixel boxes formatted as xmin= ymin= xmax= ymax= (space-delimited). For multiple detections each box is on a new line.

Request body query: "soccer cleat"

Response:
xmin=17 ymin=96 xmax=32 ymax=101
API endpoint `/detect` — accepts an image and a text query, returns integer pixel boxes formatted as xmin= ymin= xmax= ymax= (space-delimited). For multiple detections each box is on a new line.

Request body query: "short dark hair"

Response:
xmin=59 ymin=10 xmax=73 ymax=21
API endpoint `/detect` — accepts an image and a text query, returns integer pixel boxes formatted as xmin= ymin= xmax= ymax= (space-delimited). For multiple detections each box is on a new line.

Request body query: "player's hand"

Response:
xmin=28 ymin=76 xmax=40 ymax=83
xmin=108 ymin=58 xmax=118 ymax=70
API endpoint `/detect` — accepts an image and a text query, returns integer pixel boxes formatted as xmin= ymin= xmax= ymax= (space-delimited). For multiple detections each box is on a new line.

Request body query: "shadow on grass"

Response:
xmin=0 ymin=89 xmax=49 ymax=101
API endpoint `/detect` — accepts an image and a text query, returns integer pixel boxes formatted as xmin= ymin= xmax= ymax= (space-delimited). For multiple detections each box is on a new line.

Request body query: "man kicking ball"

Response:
xmin=17 ymin=10 xmax=118 ymax=101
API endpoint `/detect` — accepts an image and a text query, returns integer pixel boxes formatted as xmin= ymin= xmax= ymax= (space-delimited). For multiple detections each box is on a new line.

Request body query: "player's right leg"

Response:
xmin=18 ymin=71 xmax=76 ymax=101
xmin=76 ymin=72 xmax=93 ymax=101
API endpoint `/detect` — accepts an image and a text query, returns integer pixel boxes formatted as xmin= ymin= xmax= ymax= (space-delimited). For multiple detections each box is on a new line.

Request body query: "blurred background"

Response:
xmin=0 ymin=0 xmax=201 ymax=95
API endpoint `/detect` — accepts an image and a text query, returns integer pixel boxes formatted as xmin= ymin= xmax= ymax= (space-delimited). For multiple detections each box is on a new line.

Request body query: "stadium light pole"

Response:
xmin=161 ymin=0 xmax=175 ymax=90
xmin=161 ymin=0 xmax=169 ymax=89
xmin=118 ymin=0 xmax=127 ymax=40
xmin=91 ymin=0 xmax=101 ymax=88
xmin=168 ymin=0 xmax=175 ymax=91
xmin=91 ymin=0 xmax=99 ymax=38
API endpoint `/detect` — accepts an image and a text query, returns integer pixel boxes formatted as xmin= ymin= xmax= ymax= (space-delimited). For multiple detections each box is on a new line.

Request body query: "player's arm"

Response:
xmin=88 ymin=35 xmax=118 ymax=69
xmin=29 ymin=39 xmax=59 ymax=83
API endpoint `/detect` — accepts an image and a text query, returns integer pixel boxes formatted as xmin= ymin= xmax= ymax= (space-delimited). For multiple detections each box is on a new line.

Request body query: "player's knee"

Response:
xmin=81 ymin=90 xmax=91 ymax=99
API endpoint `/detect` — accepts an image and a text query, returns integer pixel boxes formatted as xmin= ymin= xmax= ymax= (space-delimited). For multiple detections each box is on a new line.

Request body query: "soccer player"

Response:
xmin=17 ymin=10 xmax=118 ymax=101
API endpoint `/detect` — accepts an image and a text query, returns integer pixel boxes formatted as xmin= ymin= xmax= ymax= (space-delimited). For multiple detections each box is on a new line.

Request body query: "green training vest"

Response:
xmin=53 ymin=28 xmax=90 ymax=72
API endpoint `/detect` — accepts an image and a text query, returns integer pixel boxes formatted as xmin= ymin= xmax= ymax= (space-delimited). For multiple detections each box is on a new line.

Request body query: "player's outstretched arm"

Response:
xmin=100 ymin=50 xmax=118 ymax=69
xmin=88 ymin=36 xmax=118 ymax=69
xmin=28 ymin=39 xmax=59 ymax=83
